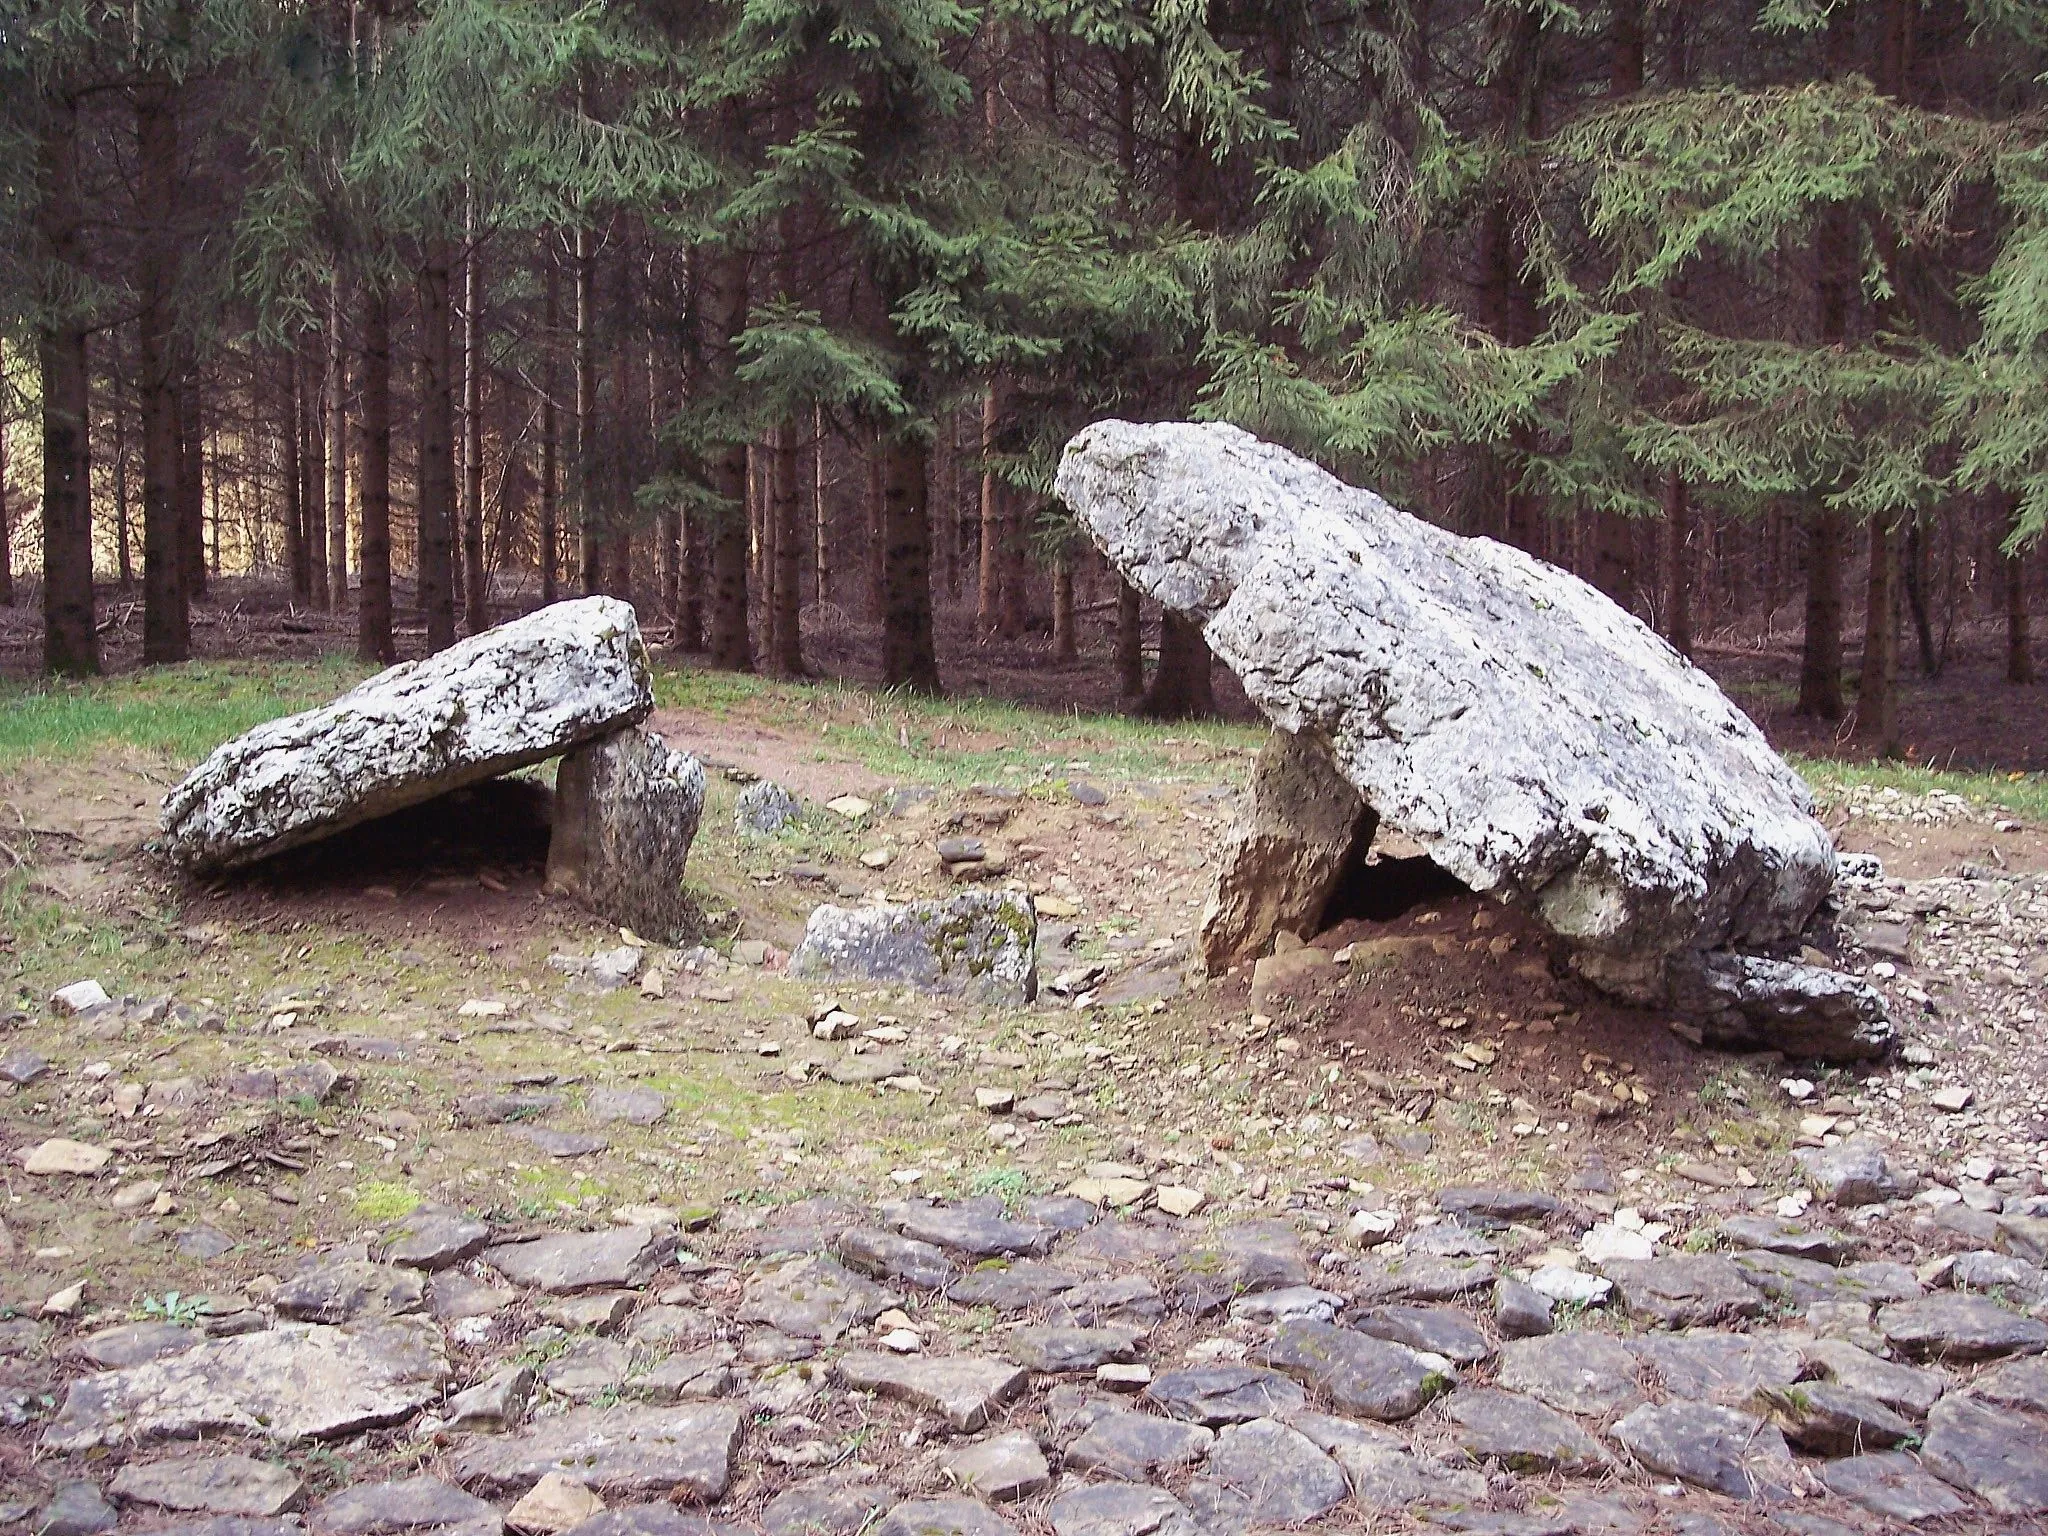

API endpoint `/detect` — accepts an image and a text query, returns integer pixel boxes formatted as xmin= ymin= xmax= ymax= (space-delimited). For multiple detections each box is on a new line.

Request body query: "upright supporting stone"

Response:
xmin=546 ymin=727 xmax=707 ymax=945
xmin=1199 ymin=728 xmax=1375 ymax=974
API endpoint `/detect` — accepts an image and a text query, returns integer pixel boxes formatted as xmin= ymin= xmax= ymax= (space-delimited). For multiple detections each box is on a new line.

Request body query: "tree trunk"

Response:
xmin=178 ymin=385 xmax=206 ymax=600
xmin=2009 ymin=544 xmax=2034 ymax=686
xmin=1115 ymin=575 xmax=1144 ymax=699
xmin=1052 ymin=553 xmax=1077 ymax=662
xmin=574 ymin=221 xmax=599 ymax=596
xmin=325 ymin=277 xmax=348 ymax=610
xmin=680 ymin=507 xmax=704 ymax=650
xmin=977 ymin=382 xmax=1002 ymax=631
xmin=284 ymin=355 xmax=305 ymax=600
xmin=137 ymin=77 xmax=187 ymax=663
xmin=358 ymin=287 xmax=395 ymax=663
xmin=113 ymin=384 xmax=133 ymax=589
xmin=1797 ymin=502 xmax=1846 ymax=718
xmin=769 ymin=419 xmax=803 ymax=675
xmin=701 ymin=244 xmax=752 ymax=670
xmin=0 ymin=405 xmax=14 ymax=606
xmin=461 ymin=200 xmax=486 ymax=631
xmin=38 ymin=91 xmax=96 ymax=675
xmin=814 ymin=403 xmax=830 ymax=604
xmin=1664 ymin=467 xmax=1692 ymax=656
xmin=1904 ymin=516 xmax=1937 ymax=674
xmin=866 ymin=429 xmax=886 ymax=621
xmin=418 ymin=238 xmax=457 ymax=651
xmin=881 ymin=427 xmax=940 ymax=693
xmin=306 ymin=350 xmax=328 ymax=608
xmin=540 ymin=253 xmax=560 ymax=605
xmin=1858 ymin=515 xmax=1901 ymax=754
xmin=1142 ymin=611 xmax=1214 ymax=720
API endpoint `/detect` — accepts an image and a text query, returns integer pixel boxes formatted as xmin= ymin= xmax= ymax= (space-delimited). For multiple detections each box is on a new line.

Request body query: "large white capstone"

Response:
xmin=1055 ymin=421 xmax=1837 ymax=995
xmin=160 ymin=598 xmax=652 ymax=872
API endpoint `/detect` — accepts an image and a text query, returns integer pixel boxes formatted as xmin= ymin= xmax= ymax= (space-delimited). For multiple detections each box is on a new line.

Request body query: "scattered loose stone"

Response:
xmin=1879 ymin=1293 xmax=2048 ymax=1361
xmin=1144 ymin=1365 xmax=1306 ymax=1426
xmin=1756 ymin=1381 xmax=1915 ymax=1455
xmin=385 ymin=1210 xmax=494 ymax=1270
xmin=946 ymin=1264 xmax=1083 ymax=1312
xmin=1436 ymin=1187 xmax=1561 ymax=1224
xmin=586 ymin=1087 xmax=669 ymax=1127
xmin=44 ymin=1318 xmax=448 ymax=1450
xmin=512 ymin=1127 xmax=611 ymax=1158
xmin=1202 ymin=1417 xmax=1348 ymax=1523
xmin=736 ymin=781 xmax=801 ymax=835
xmin=73 ymin=1320 xmax=200 ymax=1369
xmin=1053 ymin=1275 xmax=1164 ymax=1328
xmin=453 ymin=1403 xmax=745 ymax=1499
xmin=941 ymin=1430 xmax=1051 ymax=1501
xmin=21 ymin=1138 xmax=113 ymax=1176
xmin=110 ymin=1454 xmax=307 ymax=1517
xmin=1817 ymin=1452 xmax=1969 ymax=1522
xmin=447 ymin=1365 xmax=537 ymax=1430
xmin=1225 ymin=1285 xmax=1342 ymax=1325
xmin=835 ymin=1352 xmax=1028 ymax=1432
xmin=485 ymin=1227 xmax=676 ymax=1295
xmin=1 ymin=1046 xmax=49 ymax=1085
xmin=789 ymin=892 xmax=1038 ymax=1005
xmin=507 ymin=1475 xmax=607 ymax=1536
xmin=1262 ymin=1318 xmax=1451 ymax=1421
xmin=1716 ymin=1216 xmax=1852 ymax=1264
xmin=1495 ymin=1278 xmax=1554 ymax=1338
xmin=275 ymin=1261 xmax=425 ymax=1324
xmin=1795 ymin=1139 xmax=1905 ymax=1208
xmin=1496 ymin=1332 xmax=1643 ymax=1417
xmin=1447 ymin=1389 xmax=1613 ymax=1473
xmin=1349 ymin=1252 xmax=1496 ymax=1302
xmin=51 ymin=980 xmax=112 ymax=1016
xmin=888 ymin=1203 xmax=1051 ymax=1258
xmin=838 ymin=1228 xmax=957 ymax=1290
xmin=1919 ymin=1394 xmax=2048 ymax=1514
xmin=1610 ymin=1401 xmax=1793 ymax=1498
xmin=761 ymin=1478 xmax=896 ymax=1536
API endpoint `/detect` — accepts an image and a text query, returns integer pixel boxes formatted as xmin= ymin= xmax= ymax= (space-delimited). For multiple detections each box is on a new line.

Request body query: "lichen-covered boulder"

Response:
xmin=1201 ymin=727 xmax=1376 ymax=972
xmin=790 ymin=892 xmax=1037 ymax=1004
xmin=735 ymin=780 xmax=801 ymax=835
xmin=161 ymin=598 xmax=651 ymax=872
xmin=1056 ymin=421 xmax=1836 ymax=999
xmin=546 ymin=727 xmax=706 ymax=944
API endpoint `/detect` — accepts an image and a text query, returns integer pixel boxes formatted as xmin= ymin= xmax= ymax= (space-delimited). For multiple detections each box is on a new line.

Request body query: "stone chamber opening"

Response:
xmin=248 ymin=777 xmax=554 ymax=891
xmin=1320 ymin=849 xmax=1474 ymax=927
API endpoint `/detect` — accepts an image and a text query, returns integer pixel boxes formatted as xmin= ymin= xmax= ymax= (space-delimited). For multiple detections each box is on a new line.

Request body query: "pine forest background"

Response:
xmin=2 ymin=0 xmax=2046 ymax=756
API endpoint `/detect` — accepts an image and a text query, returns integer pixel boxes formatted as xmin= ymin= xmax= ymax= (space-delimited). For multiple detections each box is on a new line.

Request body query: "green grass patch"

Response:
xmin=0 ymin=658 xmax=370 ymax=766
xmin=1791 ymin=754 xmax=2048 ymax=824
xmin=352 ymin=1181 xmax=422 ymax=1221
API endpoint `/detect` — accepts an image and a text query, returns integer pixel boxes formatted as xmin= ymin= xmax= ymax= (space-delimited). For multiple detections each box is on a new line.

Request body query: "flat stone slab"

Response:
xmin=484 ymin=1226 xmax=675 ymax=1294
xmin=1328 ymin=1444 xmax=1488 ymax=1512
xmin=1818 ymin=1452 xmax=1970 ymax=1522
xmin=889 ymin=1203 xmax=1051 ymax=1258
xmin=1447 ymin=1389 xmax=1612 ymax=1473
xmin=384 ymin=1211 xmax=493 ymax=1270
xmin=1974 ymin=1353 xmax=2048 ymax=1414
xmin=1144 ymin=1365 xmax=1307 ymax=1426
xmin=1716 ymin=1216 xmax=1853 ymax=1264
xmin=1047 ymin=1485 xmax=1198 ymax=1536
xmin=1600 ymin=1256 xmax=1763 ymax=1329
xmin=836 ymin=1352 xmax=1028 ymax=1432
xmin=308 ymin=1475 xmax=502 ymax=1536
xmin=946 ymin=1263 xmax=1084 ymax=1312
xmin=1349 ymin=1252 xmax=1497 ymax=1302
xmin=275 ymin=1260 xmax=425 ymax=1324
xmin=873 ymin=1499 xmax=1017 ymax=1536
xmin=739 ymin=1256 xmax=898 ymax=1342
xmin=1262 ymin=1318 xmax=1451 ymax=1421
xmin=1063 ymin=1408 xmax=1215 ymax=1479
xmin=1756 ymin=1381 xmax=1915 ymax=1455
xmin=1004 ymin=1326 xmax=1142 ymax=1373
xmin=1496 ymin=1332 xmax=1643 ymax=1417
xmin=452 ymin=1403 xmax=744 ymax=1499
xmin=761 ymin=1478 xmax=898 ymax=1536
xmin=1202 ymin=1417 xmax=1348 ymax=1523
xmin=161 ymin=597 xmax=652 ymax=871
xmin=1632 ymin=1331 xmax=1803 ymax=1406
xmin=790 ymin=892 xmax=1038 ymax=1005
xmin=586 ymin=1087 xmax=671 ymax=1127
xmin=1879 ymin=1293 xmax=2048 ymax=1361
xmin=1054 ymin=420 xmax=1835 ymax=996
xmin=837 ymin=1227 xmax=957 ymax=1290
xmin=1919 ymin=1394 xmax=2048 ymax=1514
xmin=110 ymin=1455 xmax=307 ymax=1517
xmin=73 ymin=1320 xmax=201 ymax=1369
xmin=562 ymin=1511 xmax=742 ymax=1536
xmin=1610 ymin=1401 xmax=1792 ymax=1499
xmin=1802 ymin=1338 xmax=1948 ymax=1417
xmin=1349 ymin=1304 xmax=1493 ymax=1365
xmin=44 ymin=1318 xmax=448 ymax=1450
xmin=940 ymin=1431 xmax=1051 ymax=1502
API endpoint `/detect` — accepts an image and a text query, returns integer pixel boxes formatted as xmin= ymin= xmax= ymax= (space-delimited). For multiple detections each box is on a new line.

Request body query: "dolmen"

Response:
xmin=1055 ymin=420 xmax=1888 ymax=1061
xmin=159 ymin=597 xmax=705 ymax=942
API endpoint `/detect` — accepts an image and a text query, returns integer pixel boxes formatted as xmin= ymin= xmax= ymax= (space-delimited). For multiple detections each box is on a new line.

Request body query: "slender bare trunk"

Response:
xmin=325 ymin=277 xmax=348 ymax=610
xmin=37 ymin=91 xmax=96 ymax=674
xmin=1052 ymin=554 xmax=1077 ymax=662
xmin=284 ymin=355 xmax=305 ymax=599
xmin=1798 ymin=502 xmax=1846 ymax=718
xmin=357 ymin=287 xmax=395 ymax=663
xmin=113 ymin=383 xmax=132 ymax=589
xmin=2007 ymin=507 xmax=2034 ymax=685
xmin=462 ymin=205 xmax=486 ymax=632
xmin=1858 ymin=514 xmax=1901 ymax=753
xmin=881 ymin=427 xmax=940 ymax=693
xmin=574 ymin=221 xmax=598 ymax=596
xmin=1664 ymin=468 xmax=1692 ymax=656
xmin=540 ymin=253 xmax=559 ymax=605
xmin=701 ymin=243 xmax=751 ymax=670
xmin=177 ymin=383 xmax=206 ymax=600
xmin=1142 ymin=612 xmax=1214 ymax=720
xmin=770 ymin=419 xmax=803 ymax=674
xmin=0 ymin=407 xmax=14 ymax=606
xmin=813 ymin=403 xmax=829 ymax=604
xmin=977 ymin=382 xmax=1001 ymax=630
xmin=137 ymin=78 xmax=187 ymax=662
xmin=419 ymin=238 xmax=457 ymax=651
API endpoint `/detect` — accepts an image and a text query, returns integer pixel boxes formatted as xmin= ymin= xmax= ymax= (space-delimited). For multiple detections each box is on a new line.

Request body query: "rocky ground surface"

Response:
xmin=4 ymin=690 xmax=2048 ymax=1536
